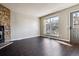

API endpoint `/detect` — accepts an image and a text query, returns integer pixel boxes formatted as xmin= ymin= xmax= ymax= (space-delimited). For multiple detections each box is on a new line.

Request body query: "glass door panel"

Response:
xmin=46 ymin=19 xmax=51 ymax=34
xmin=50 ymin=17 xmax=59 ymax=36
xmin=44 ymin=16 xmax=59 ymax=37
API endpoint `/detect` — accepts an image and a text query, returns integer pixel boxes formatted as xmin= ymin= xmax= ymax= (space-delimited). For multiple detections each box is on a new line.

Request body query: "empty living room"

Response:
xmin=1 ymin=2 xmax=79 ymax=57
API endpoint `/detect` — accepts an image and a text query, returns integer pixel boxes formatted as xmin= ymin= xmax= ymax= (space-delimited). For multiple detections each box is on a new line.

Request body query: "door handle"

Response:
xmin=70 ymin=26 xmax=72 ymax=29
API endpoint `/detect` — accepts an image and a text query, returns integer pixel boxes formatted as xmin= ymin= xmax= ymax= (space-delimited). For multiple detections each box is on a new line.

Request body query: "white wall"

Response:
xmin=11 ymin=11 xmax=40 ymax=41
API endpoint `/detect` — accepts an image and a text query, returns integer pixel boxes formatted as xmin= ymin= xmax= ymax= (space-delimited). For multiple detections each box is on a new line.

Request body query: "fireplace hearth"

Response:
xmin=0 ymin=26 xmax=4 ymax=43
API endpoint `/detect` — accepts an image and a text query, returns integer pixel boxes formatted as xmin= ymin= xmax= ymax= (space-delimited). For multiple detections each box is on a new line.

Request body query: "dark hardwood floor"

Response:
xmin=0 ymin=37 xmax=79 ymax=56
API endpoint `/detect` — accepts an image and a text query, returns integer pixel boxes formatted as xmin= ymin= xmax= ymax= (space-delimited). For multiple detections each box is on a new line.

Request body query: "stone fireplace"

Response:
xmin=0 ymin=4 xmax=12 ymax=49
xmin=0 ymin=4 xmax=11 ymax=43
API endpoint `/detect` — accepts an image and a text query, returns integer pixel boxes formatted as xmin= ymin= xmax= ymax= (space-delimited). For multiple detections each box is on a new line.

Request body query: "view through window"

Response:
xmin=44 ymin=16 xmax=59 ymax=37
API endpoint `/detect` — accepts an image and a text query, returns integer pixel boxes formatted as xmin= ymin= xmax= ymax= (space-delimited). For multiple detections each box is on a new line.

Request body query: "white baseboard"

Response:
xmin=10 ymin=35 xmax=70 ymax=43
xmin=11 ymin=36 xmax=40 ymax=41
xmin=41 ymin=35 xmax=70 ymax=42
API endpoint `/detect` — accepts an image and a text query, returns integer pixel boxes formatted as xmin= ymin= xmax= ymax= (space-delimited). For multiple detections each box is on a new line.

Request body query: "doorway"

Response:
xmin=70 ymin=11 xmax=79 ymax=44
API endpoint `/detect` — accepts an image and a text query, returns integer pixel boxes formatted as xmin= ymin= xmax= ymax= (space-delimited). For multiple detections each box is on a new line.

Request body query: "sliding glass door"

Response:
xmin=44 ymin=16 xmax=59 ymax=37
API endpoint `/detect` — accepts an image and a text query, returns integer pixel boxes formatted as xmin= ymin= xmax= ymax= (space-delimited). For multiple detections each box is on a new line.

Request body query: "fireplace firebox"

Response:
xmin=0 ymin=26 xmax=4 ymax=43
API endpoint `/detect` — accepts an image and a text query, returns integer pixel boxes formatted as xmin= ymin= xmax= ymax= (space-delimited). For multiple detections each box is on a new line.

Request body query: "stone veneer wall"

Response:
xmin=0 ymin=4 xmax=11 ymax=42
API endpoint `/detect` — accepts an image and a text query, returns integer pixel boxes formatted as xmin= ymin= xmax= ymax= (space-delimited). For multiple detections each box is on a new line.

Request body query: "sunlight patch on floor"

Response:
xmin=57 ymin=41 xmax=72 ymax=47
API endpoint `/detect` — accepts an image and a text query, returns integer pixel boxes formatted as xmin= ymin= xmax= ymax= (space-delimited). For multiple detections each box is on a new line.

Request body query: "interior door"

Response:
xmin=70 ymin=11 xmax=79 ymax=44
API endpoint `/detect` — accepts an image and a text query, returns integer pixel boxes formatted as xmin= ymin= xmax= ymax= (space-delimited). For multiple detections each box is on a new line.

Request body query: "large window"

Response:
xmin=44 ymin=16 xmax=59 ymax=36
